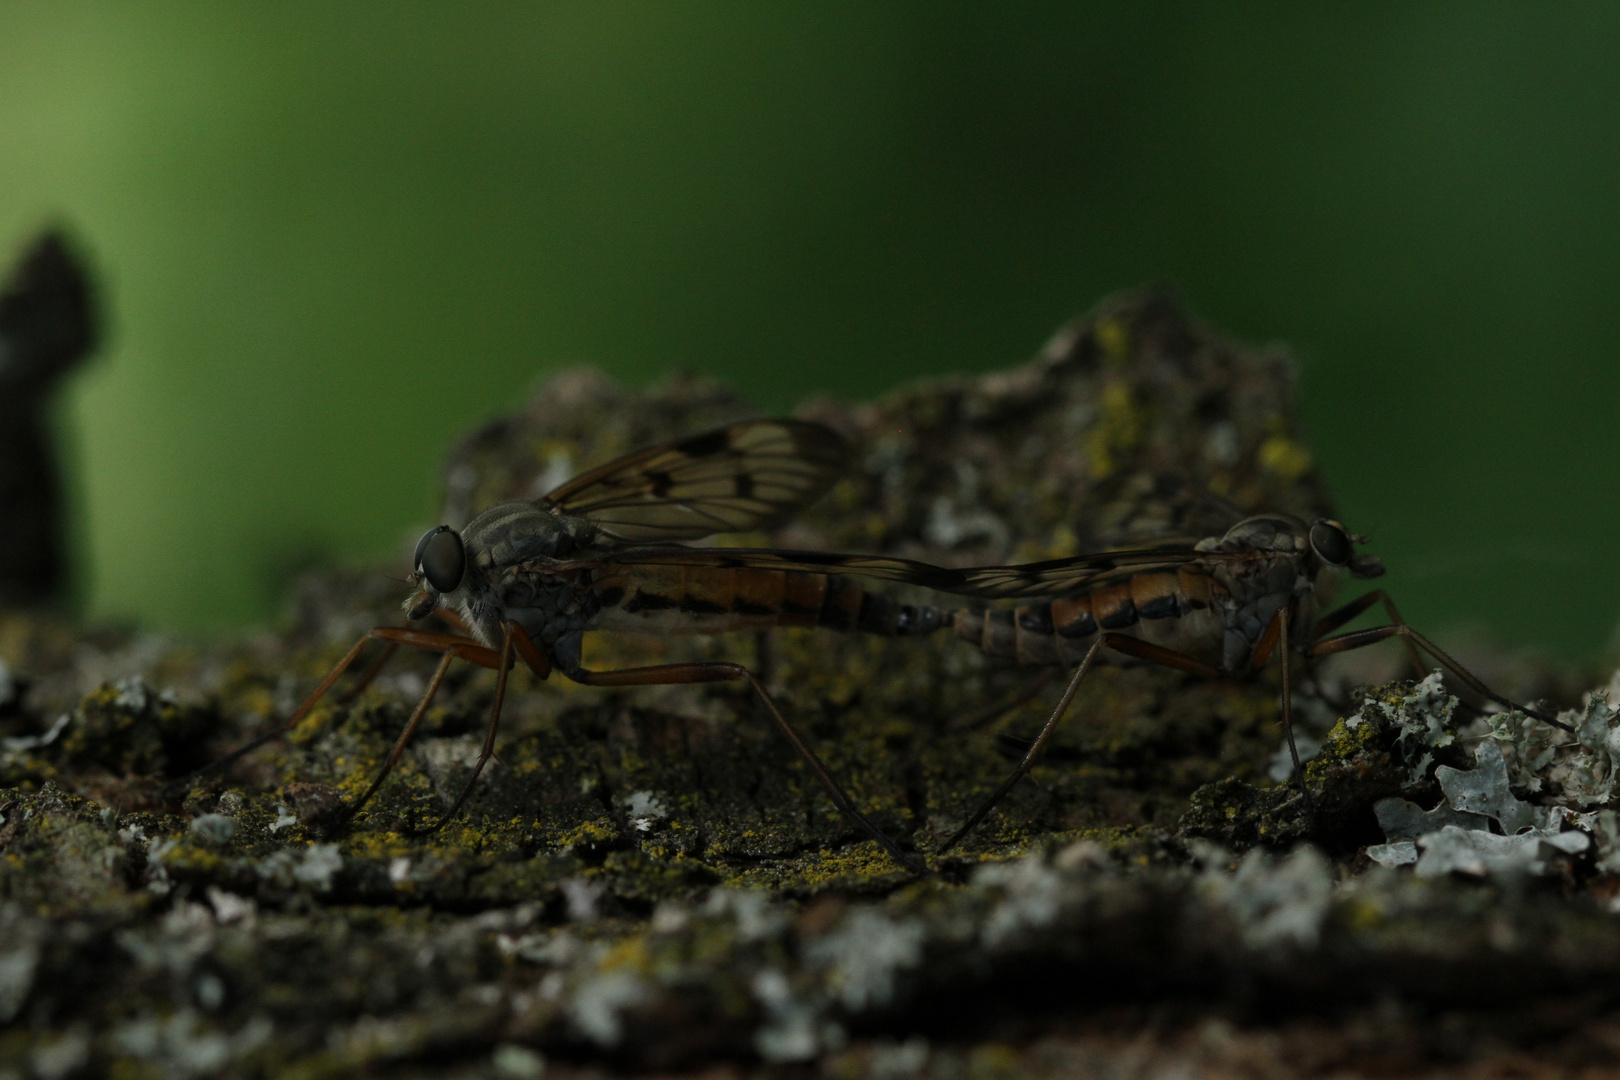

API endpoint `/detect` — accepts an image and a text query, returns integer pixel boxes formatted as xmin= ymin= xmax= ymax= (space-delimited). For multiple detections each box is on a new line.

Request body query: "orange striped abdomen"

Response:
xmin=589 ymin=565 xmax=948 ymax=638
xmin=950 ymin=565 xmax=1223 ymax=667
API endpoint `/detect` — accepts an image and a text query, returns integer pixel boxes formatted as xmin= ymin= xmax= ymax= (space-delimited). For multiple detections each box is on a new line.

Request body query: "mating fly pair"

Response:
xmin=181 ymin=419 xmax=1563 ymax=870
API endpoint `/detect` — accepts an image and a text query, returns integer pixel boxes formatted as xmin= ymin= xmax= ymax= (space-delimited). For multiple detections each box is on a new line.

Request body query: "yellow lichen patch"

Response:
xmin=1343 ymin=895 xmax=1386 ymax=932
xmin=1304 ymin=715 xmax=1383 ymax=784
xmin=1094 ymin=317 xmax=1131 ymax=365
xmin=1258 ymin=434 xmax=1312 ymax=480
xmin=340 ymin=830 xmax=417 ymax=861
xmin=287 ymin=701 xmax=341 ymax=745
xmin=598 ymin=935 xmax=653 ymax=975
xmin=1085 ymin=381 xmax=1147 ymax=480
xmin=152 ymin=841 xmax=225 ymax=874
xmin=556 ymin=818 xmax=619 ymax=851
xmin=722 ymin=841 xmax=915 ymax=892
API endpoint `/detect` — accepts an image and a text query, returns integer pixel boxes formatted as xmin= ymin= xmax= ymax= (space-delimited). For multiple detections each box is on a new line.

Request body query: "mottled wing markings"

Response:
xmin=1089 ymin=475 xmax=1248 ymax=549
xmin=541 ymin=419 xmax=851 ymax=542
xmin=553 ymin=544 xmax=1235 ymax=601
xmin=939 ymin=547 xmax=1217 ymax=599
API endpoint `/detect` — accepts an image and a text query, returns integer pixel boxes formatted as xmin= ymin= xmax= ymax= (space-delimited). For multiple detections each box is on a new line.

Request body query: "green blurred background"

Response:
xmin=2 ymin=3 xmax=1617 ymax=656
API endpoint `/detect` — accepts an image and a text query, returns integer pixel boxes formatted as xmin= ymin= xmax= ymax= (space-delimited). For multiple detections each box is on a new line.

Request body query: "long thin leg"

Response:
xmin=572 ymin=661 xmax=926 ymax=874
xmin=939 ymin=633 xmax=1224 ymax=854
xmin=434 ymin=622 xmax=554 ymax=830
xmin=1271 ymin=609 xmax=1313 ymax=813
xmin=1312 ymin=623 xmax=1572 ymax=732
xmin=958 ymin=667 xmax=1061 ymax=734
xmin=340 ymin=607 xmax=477 ymax=704
xmin=941 ymin=639 xmax=1103 ymax=854
xmin=1246 ymin=608 xmax=1316 ymax=812
xmin=336 ymin=646 xmax=461 ymax=827
xmin=339 ymin=640 xmax=401 ymax=704
xmin=1311 ymin=589 xmax=1426 ymax=676
xmin=163 ymin=626 xmax=501 ymax=798
xmin=340 ymin=630 xmax=538 ymax=826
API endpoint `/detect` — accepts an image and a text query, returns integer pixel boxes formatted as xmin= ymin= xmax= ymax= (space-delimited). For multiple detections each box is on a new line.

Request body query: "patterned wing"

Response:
xmin=1086 ymin=474 xmax=1247 ymax=549
xmin=938 ymin=547 xmax=1212 ymax=598
xmin=542 ymin=419 xmax=851 ymax=542
xmin=556 ymin=544 xmax=1217 ymax=600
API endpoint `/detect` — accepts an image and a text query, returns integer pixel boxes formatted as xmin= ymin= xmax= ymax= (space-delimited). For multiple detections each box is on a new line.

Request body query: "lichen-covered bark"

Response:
xmin=1 ymin=290 xmax=1615 ymax=1078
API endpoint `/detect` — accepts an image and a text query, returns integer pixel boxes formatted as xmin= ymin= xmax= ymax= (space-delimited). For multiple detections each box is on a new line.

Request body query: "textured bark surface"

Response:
xmin=1 ymin=291 xmax=1612 ymax=1078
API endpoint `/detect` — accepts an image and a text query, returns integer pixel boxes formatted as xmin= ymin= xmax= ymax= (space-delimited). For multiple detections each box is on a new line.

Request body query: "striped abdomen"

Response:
xmin=590 ymin=565 xmax=949 ymax=638
xmin=950 ymin=565 xmax=1224 ymax=668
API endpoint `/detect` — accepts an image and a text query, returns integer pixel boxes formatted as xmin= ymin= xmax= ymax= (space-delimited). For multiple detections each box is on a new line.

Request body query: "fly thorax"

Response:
xmin=460 ymin=502 xmax=599 ymax=569
xmin=453 ymin=578 xmax=507 ymax=649
xmin=1212 ymin=513 xmax=1311 ymax=558
xmin=497 ymin=570 xmax=602 ymax=658
xmin=1206 ymin=554 xmax=1300 ymax=671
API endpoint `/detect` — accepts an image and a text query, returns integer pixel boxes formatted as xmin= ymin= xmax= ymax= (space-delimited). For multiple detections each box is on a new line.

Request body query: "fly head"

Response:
xmin=1309 ymin=518 xmax=1385 ymax=579
xmin=404 ymin=524 xmax=467 ymax=620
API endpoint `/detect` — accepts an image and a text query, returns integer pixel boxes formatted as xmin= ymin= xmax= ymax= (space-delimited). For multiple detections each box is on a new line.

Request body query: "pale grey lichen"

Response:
xmin=623 ymin=790 xmax=668 ymax=826
xmin=1413 ymin=825 xmax=1588 ymax=878
xmin=30 ymin=1026 xmax=91 ymax=1080
xmin=752 ymin=968 xmax=821 ymax=1063
xmin=1267 ymin=731 xmax=1323 ymax=784
xmin=866 ymin=1036 xmax=931 ymax=1079
xmin=1365 ymin=839 xmax=1417 ymax=868
xmin=1436 ymin=740 xmax=1538 ymax=833
xmin=188 ymin=813 xmax=238 ymax=847
xmin=1484 ymin=689 xmax=1616 ymax=805
xmin=1371 ymin=737 xmax=1591 ymax=878
xmin=560 ymin=877 xmax=605 ymax=921
xmin=267 ymin=803 xmax=297 ymax=832
xmin=1369 ymin=676 xmax=1620 ymax=877
xmin=1373 ymin=794 xmax=1491 ymax=841
xmin=0 ymin=904 xmax=43 ymax=1023
xmin=110 ymin=675 xmax=177 ymax=713
xmin=1199 ymin=845 xmax=1332 ymax=950
xmin=94 ymin=1004 xmax=251 ymax=1078
xmin=1362 ymin=673 xmax=1458 ymax=789
xmin=804 ymin=908 xmax=926 ymax=1012
xmin=491 ymin=1043 xmax=547 ymax=1080
xmin=253 ymin=843 xmax=343 ymax=891
xmin=1 ymin=711 xmax=67 ymax=756
xmin=567 ymin=970 xmax=651 ymax=1047
xmin=974 ymin=851 xmax=1070 ymax=947
xmin=703 ymin=888 xmax=786 ymax=942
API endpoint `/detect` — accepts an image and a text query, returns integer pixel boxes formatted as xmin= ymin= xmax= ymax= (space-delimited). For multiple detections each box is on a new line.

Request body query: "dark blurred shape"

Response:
xmin=0 ymin=231 xmax=98 ymax=606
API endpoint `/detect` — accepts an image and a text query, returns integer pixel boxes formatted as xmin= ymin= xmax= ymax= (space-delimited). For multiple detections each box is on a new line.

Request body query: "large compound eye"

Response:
xmin=1308 ymin=520 xmax=1353 ymax=566
xmin=414 ymin=525 xmax=465 ymax=592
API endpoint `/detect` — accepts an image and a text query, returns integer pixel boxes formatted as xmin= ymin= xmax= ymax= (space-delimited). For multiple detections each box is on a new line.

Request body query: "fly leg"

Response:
xmin=939 ymin=634 xmax=1222 ymax=854
xmin=337 ymin=640 xmax=401 ymax=705
xmin=335 ymin=635 xmax=514 ymax=829
xmin=569 ymin=662 xmax=927 ymax=874
xmin=1250 ymin=608 xmax=1314 ymax=816
xmin=337 ymin=608 xmax=476 ymax=705
xmin=434 ymin=621 xmax=552 ymax=830
xmin=957 ymin=667 xmax=1061 ymax=734
xmin=1311 ymin=590 xmax=1426 ymax=678
xmin=164 ymin=626 xmax=498 ymax=799
xmin=1311 ymin=624 xmax=1572 ymax=732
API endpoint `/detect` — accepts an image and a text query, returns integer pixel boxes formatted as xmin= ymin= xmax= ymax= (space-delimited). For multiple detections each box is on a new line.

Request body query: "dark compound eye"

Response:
xmin=414 ymin=526 xmax=465 ymax=592
xmin=1309 ymin=520 xmax=1353 ymax=566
